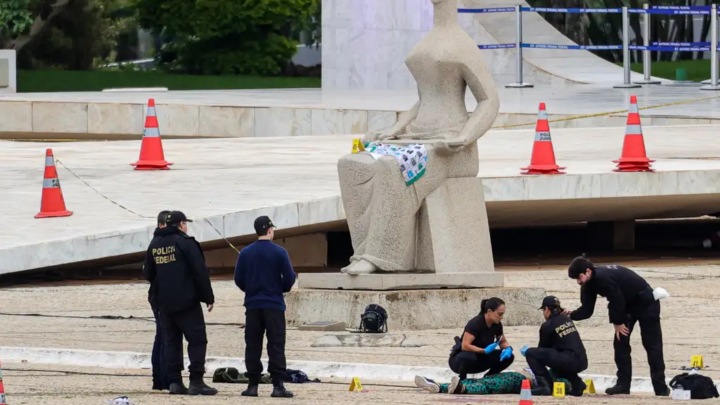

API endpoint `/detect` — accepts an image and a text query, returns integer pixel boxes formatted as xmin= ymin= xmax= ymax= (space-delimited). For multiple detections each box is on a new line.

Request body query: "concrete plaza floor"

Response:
xmin=1 ymin=263 xmax=719 ymax=383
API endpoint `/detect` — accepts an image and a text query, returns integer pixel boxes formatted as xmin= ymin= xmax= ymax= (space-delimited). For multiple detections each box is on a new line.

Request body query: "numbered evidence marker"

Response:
xmin=351 ymin=139 xmax=366 ymax=154
xmin=349 ymin=377 xmax=364 ymax=392
xmin=553 ymin=382 xmax=566 ymax=397
xmin=583 ymin=379 xmax=596 ymax=394
xmin=691 ymin=355 xmax=704 ymax=369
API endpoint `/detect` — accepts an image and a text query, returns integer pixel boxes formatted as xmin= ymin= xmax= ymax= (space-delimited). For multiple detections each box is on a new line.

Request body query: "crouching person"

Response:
xmin=449 ymin=298 xmax=515 ymax=380
xmin=522 ymin=296 xmax=588 ymax=397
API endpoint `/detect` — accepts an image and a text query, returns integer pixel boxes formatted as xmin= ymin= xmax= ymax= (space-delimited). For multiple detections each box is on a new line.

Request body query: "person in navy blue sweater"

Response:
xmin=234 ymin=216 xmax=297 ymax=399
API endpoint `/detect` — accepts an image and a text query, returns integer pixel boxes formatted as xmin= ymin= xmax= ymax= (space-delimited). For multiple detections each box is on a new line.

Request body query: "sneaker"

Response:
xmin=241 ymin=385 xmax=259 ymax=397
xmin=414 ymin=376 xmax=440 ymax=393
xmin=271 ymin=385 xmax=294 ymax=398
xmin=605 ymin=384 xmax=630 ymax=395
xmin=168 ymin=382 xmax=188 ymax=395
xmin=188 ymin=380 xmax=218 ymax=396
xmin=448 ymin=376 xmax=466 ymax=395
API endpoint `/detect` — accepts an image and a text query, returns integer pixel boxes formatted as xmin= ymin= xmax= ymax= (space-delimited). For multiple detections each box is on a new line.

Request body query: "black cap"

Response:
xmin=254 ymin=215 xmax=276 ymax=235
xmin=157 ymin=210 xmax=171 ymax=226
xmin=539 ymin=296 xmax=563 ymax=311
xmin=568 ymin=255 xmax=595 ymax=279
xmin=166 ymin=211 xmax=193 ymax=226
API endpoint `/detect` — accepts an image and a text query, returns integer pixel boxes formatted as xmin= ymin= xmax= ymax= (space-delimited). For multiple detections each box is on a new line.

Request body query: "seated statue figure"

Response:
xmin=337 ymin=0 xmax=500 ymax=275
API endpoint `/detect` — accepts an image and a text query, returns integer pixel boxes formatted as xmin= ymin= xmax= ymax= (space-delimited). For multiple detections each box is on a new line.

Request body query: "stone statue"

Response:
xmin=337 ymin=0 xmax=500 ymax=275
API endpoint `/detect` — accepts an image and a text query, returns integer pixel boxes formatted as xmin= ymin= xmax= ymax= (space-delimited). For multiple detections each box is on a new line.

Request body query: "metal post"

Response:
xmin=701 ymin=4 xmax=720 ymax=90
xmin=614 ymin=6 xmax=641 ymax=88
xmin=635 ymin=4 xmax=660 ymax=84
xmin=505 ymin=4 xmax=533 ymax=88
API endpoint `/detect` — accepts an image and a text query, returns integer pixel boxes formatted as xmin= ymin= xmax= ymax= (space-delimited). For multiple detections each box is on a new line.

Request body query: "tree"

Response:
xmin=0 ymin=0 xmax=70 ymax=52
xmin=131 ymin=0 xmax=318 ymax=75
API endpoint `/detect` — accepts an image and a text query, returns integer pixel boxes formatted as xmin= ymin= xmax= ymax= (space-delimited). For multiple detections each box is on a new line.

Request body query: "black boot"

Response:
xmin=188 ymin=379 xmax=218 ymax=396
xmin=271 ymin=383 xmax=294 ymax=398
xmin=605 ymin=384 xmax=630 ymax=395
xmin=568 ymin=377 xmax=586 ymax=397
xmin=531 ymin=376 xmax=552 ymax=396
xmin=168 ymin=382 xmax=188 ymax=395
xmin=655 ymin=385 xmax=671 ymax=396
xmin=242 ymin=385 xmax=259 ymax=397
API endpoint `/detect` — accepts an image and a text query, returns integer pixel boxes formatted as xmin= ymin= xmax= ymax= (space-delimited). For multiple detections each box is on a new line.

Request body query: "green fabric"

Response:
xmin=438 ymin=372 xmax=570 ymax=395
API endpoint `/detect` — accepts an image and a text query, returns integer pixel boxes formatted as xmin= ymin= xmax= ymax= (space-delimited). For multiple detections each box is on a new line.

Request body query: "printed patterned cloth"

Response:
xmin=365 ymin=142 xmax=428 ymax=186
xmin=438 ymin=371 xmax=570 ymax=395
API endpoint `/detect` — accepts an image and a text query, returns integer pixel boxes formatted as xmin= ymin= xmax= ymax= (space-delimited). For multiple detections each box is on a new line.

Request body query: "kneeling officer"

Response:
xmin=522 ymin=296 xmax=588 ymax=397
xmin=143 ymin=211 xmax=217 ymax=396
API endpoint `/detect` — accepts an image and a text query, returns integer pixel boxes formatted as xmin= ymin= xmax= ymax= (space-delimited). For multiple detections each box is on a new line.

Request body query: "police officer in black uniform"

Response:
xmin=143 ymin=211 xmax=218 ymax=396
xmin=565 ymin=256 xmax=669 ymax=397
xmin=523 ymin=296 xmax=588 ymax=397
xmin=149 ymin=210 xmax=170 ymax=391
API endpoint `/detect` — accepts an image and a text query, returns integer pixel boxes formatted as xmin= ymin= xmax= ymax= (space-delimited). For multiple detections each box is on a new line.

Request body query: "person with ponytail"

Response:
xmin=520 ymin=296 xmax=588 ymax=397
xmin=446 ymin=297 xmax=514 ymax=385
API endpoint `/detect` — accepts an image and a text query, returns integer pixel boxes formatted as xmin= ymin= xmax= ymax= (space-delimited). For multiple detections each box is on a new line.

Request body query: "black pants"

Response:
xmin=161 ymin=304 xmax=208 ymax=384
xmin=525 ymin=347 xmax=587 ymax=392
xmin=449 ymin=350 xmax=514 ymax=380
xmin=245 ymin=308 xmax=287 ymax=386
xmin=614 ymin=299 xmax=666 ymax=393
xmin=151 ymin=308 xmax=168 ymax=388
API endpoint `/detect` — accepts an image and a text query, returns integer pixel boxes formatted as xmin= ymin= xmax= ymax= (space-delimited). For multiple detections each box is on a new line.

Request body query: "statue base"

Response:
xmin=298 ymin=272 xmax=504 ymax=291
xmin=286 ymin=286 xmax=546 ymax=330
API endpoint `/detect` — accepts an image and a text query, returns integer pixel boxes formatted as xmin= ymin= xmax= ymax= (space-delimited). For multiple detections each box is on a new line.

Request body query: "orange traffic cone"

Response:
xmin=613 ymin=95 xmax=654 ymax=172
xmin=520 ymin=102 xmax=565 ymax=175
xmin=131 ymin=98 xmax=172 ymax=170
xmin=35 ymin=149 xmax=73 ymax=219
xmin=519 ymin=378 xmax=533 ymax=404
xmin=0 ymin=360 xmax=6 ymax=405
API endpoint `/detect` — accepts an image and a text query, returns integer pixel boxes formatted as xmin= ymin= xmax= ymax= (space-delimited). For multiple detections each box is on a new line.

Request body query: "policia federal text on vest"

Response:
xmin=143 ymin=211 xmax=217 ymax=396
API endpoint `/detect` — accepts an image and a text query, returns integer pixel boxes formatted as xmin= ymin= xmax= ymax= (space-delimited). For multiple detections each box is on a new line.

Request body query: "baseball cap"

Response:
xmin=166 ymin=211 xmax=193 ymax=226
xmin=539 ymin=295 xmax=563 ymax=311
xmin=157 ymin=210 xmax=171 ymax=226
xmin=254 ymin=215 xmax=276 ymax=235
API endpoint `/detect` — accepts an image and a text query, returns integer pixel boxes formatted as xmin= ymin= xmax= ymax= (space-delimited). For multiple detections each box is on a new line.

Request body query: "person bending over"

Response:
xmin=521 ymin=296 xmax=588 ymax=397
xmin=449 ymin=297 xmax=514 ymax=380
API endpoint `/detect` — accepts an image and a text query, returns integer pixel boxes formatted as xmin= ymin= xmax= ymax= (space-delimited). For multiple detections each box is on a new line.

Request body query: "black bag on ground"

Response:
xmin=359 ymin=304 xmax=388 ymax=333
xmin=669 ymin=373 xmax=719 ymax=399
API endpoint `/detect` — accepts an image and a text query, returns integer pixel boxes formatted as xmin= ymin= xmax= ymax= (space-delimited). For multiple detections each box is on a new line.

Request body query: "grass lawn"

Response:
xmin=626 ymin=59 xmax=713 ymax=82
xmin=18 ymin=69 xmax=321 ymax=92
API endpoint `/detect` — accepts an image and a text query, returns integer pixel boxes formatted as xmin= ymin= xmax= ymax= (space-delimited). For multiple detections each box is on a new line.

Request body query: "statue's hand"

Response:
xmin=363 ymin=127 xmax=401 ymax=145
xmin=433 ymin=140 xmax=464 ymax=156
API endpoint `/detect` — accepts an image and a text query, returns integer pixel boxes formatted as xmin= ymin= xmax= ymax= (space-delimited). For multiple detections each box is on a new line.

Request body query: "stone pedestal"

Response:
xmin=298 ymin=272 xmax=503 ymax=291
xmin=285 ymin=287 xmax=547 ymax=330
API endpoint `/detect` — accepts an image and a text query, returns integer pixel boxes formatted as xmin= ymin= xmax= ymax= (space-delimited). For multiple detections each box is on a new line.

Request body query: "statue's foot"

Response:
xmin=341 ymin=259 xmax=376 ymax=275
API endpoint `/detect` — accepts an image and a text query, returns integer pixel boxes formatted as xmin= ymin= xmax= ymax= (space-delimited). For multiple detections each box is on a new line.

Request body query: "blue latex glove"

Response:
xmin=500 ymin=346 xmax=513 ymax=361
xmin=520 ymin=345 xmax=529 ymax=357
xmin=483 ymin=342 xmax=500 ymax=353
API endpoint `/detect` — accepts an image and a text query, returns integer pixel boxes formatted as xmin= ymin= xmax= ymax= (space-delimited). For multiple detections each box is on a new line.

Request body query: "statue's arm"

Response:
xmin=457 ymin=60 xmax=500 ymax=146
xmin=365 ymin=100 xmax=420 ymax=143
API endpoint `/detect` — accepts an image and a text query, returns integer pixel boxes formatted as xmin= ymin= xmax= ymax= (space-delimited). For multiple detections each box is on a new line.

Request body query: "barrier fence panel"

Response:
xmin=460 ymin=4 xmax=720 ymax=90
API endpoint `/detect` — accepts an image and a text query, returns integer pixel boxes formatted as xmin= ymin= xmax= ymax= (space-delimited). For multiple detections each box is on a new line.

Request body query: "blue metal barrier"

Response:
xmin=459 ymin=4 xmax=720 ymax=90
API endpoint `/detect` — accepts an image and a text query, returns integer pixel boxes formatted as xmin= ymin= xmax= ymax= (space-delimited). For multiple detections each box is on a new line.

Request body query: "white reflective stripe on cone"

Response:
xmin=143 ymin=126 xmax=160 ymax=137
xmin=42 ymin=178 xmax=61 ymax=188
xmin=628 ymin=103 xmax=639 ymax=113
xmin=45 ymin=156 xmax=55 ymax=166
xmin=146 ymin=106 xmax=157 ymax=116
xmin=535 ymin=131 xmax=551 ymax=141
xmin=625 ymin=124 xmax=643 ymax=135
xmin=537 ymin=110 xmax=548 ymax=120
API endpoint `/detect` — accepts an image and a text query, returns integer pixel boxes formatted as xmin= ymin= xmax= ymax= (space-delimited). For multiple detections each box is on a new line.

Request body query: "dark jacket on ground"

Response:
xmin=234 ymin=240 xmax=297 ymax=311
xmin=569 ymin=264 xmax=653 ymax=325
xmin=539 ymin=312 xmax=587 ymax=362
xmin=143 ymin=226 xmax=215 ymax=313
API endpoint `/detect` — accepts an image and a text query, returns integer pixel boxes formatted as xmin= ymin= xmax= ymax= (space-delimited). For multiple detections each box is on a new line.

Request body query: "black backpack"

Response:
xmin=359 ymin=304 xmax=388 ymax=333
xmin=670 ymin=373 xmax=719 ymax=399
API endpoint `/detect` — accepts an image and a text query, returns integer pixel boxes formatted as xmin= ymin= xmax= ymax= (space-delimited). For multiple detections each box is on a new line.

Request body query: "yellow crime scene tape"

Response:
xmin=492 ymin=93 xmax=720 ymax=129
